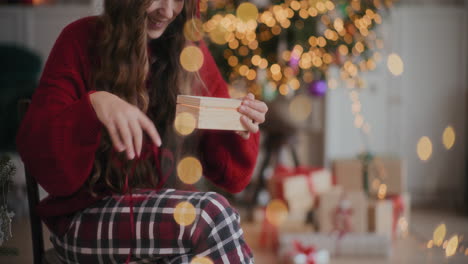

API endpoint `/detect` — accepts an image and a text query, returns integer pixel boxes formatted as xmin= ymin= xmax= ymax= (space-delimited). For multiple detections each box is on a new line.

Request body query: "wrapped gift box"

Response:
xmin=368 ymin=199 xmax=393 ymax=237
xmin=283 ymin=176 xmax=315 ymax=222
xmin=317 ymin=187 xmax=368 ymax=234
xmin=176 ymin=95 xmax=246 ymax=131
xmin=269 ymin=166 xmax=332 ymax=201
xmin=280 ymin=233 xmax=392 ymax=258
xmin=368 ymin=193 xmax=411 ymax=239
xmin=333 ymin=159 xmax=364 ymax=192
xmin=368 ymin=158 xmax=406 ymax=195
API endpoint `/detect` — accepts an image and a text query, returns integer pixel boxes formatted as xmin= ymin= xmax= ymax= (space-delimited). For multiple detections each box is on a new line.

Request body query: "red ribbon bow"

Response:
xmin=292 ymin=240 xmax=317 ymax=264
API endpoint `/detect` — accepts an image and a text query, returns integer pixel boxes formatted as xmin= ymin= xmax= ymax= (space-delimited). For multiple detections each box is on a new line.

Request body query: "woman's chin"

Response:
xmin=147 ymin=30 xmax=164 ymax=40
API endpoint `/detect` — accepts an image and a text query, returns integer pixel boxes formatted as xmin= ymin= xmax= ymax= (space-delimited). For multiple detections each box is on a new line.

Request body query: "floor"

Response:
xmin=0 ymin=210 xmax=467 ymax=264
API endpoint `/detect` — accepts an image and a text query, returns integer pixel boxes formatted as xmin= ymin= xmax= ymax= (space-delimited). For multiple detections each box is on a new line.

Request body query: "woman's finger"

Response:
xmin=238 ymin=105 xmax=265 ymax=124
xmin=116 ymin=117 xmax=135 ymax=160
xmin=129 ymin=118 xmax=143 ymax=158
xmin=139 ymin=114 xmax=162 ymax=147
xmin=240 ymin=115 xmax=259 ymax=134
xmin=242 ymin=100 xmax=268 ymax=114
xmin=107 ymin=123 xmax=125 ymax=152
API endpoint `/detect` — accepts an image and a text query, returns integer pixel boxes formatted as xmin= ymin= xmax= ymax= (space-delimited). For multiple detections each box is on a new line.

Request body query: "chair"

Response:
xmin=17 ymin=99 xmax=61 ymax=264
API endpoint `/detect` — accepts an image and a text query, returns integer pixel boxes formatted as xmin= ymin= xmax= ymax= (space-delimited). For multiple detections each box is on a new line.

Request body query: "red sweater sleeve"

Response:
xmin=198 ymin=42 xmax=260 ymax=193
xmin=16 ymin=18 xmax=102 ymax=197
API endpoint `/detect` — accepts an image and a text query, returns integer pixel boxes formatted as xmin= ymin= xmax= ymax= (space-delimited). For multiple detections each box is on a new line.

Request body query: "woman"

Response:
xmin=16 ymin=0 xmax=268 ymax=263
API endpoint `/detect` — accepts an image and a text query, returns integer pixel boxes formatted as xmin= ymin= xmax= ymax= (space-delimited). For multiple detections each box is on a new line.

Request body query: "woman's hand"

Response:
xmin=237 ymin=93 xmax=268 ymax=139
xmin=89 ymin=91 xmax=162 ymax=160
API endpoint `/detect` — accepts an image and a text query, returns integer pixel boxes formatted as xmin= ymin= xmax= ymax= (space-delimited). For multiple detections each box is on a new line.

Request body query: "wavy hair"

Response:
xmin=88 ymin=0 xmax=201 ymax=195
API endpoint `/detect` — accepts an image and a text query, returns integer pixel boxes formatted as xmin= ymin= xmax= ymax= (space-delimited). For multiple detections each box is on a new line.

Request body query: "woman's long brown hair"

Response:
xmin=88 ymin=0 xmax=201 ymax=195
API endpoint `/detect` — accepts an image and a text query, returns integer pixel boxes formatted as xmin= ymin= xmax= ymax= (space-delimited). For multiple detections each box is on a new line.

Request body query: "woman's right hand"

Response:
xmin=89 ymin=91 xmax=162 ymax=160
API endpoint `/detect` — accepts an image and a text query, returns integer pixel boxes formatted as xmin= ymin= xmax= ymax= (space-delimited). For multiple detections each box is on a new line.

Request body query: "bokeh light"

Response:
xmin=433 ymin=224 xmax=447 ymax=247
xmin=377 ymin=184 xmax=387 ymax=200
xmin=265 ymin=199 xmax=288 ymax=227
xmin=173 ymin=201 xmax=197 ymax=226
xmin=289 ymin=95 xmax=313 ymax=122
xmin=445 ymin=235 xmax=459 ymax=257
xmin=177 ymin=157 xmax=203 ymax=185
xmin=180 ymin=46 xmax=204 ymax=72
xmin=417 ymin=136 xmax=433 ymax=161
xmin=184 ymin=18 xmax=204 ymax=42
xmin=387 ymin=53 xmax=404 ymax=76
xmin=442 ymin=126 xmax=456 ymax=150
xmin=236 ymin=3 xmax=259 ymax=23
xmin=174 ymin=112 xmax=197 ymax=136
xmin=427 ymin=240 xmax=434 ymax=249
xmin=191 ymin=256 xmax=214 ymax=264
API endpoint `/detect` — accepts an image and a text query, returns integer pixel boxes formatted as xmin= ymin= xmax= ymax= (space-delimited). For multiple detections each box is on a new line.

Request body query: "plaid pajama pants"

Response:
xmin=50 ymin=189 xmax=254 ymax=264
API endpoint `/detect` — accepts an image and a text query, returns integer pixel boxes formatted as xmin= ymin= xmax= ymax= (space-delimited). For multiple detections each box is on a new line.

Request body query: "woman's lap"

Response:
xmin=50 ymin=189 xmax=253 ymax=264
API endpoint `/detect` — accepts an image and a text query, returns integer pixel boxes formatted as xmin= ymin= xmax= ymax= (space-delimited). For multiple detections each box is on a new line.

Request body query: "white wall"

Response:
xmin=325 ymin=5 xmax=467 ymax=206
xmin=0 ymin=5 xmax=95 ymax=63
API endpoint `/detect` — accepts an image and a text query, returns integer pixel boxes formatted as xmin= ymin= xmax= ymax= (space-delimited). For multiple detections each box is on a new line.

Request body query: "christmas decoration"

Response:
xmin=308 ymin=80 xmax=327 ymax=97
xmin=200 ymin=0 xmax=398 ymax=100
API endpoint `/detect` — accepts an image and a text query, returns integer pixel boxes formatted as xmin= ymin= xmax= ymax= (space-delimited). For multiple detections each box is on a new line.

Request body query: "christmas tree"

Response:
xmin=199 ymin=0 xmax=397 ymax=100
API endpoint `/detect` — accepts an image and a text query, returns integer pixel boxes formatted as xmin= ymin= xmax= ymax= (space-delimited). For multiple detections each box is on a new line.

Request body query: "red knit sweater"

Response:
xmin=16 ymin=16 xmax=259 ymax=236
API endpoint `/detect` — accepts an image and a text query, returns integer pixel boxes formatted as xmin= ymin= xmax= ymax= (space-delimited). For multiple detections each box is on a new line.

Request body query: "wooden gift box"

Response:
xmin=176 ymin=95 xmax=247 ymax=131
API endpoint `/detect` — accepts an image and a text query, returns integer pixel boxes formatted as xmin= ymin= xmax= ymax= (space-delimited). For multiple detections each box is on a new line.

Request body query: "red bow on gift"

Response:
xmin=332 ymin=198 xmax=353 ymax=238
xmin=391 ymin=195 xmax=405 ymax=238
xmin=292 ymin=240 xmax=317 ymax=264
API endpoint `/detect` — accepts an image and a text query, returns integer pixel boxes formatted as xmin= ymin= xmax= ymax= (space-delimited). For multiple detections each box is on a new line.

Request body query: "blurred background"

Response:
xmin=0 ymin=0 xmax=467 ymax=263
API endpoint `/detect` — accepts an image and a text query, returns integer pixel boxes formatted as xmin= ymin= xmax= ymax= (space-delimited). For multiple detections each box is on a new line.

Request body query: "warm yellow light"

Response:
xmin=239 ymin=65 xmax=249 ymax=76
xmin=433 ymin=224 xmax=447 ymax=247
xmin=174 ymin=112 xmax=196 ymax=136
xmin=417 ymin=136 xmax=433 ymax=161
xmin=209 ymin=23 xmax=229 ymax=45
xmin=334 ymin=18 xmax=344 ymax=32
xmin=246 ymin=69 xmax=257 ymax=81
xmin=236 ymin=3 xmax=259 ymax=23
xmin=377 ymin=184 xmax=387 ymax=200
xmin=184 ymin=18 xmax=204 ymax=42
xmin=443 ymin=126 xmax=456 ymax=150
xmin=173 ymin=201 xmax=197 ymax=226
xmin=177 ymin=157 xmax=203 ymax=185
xmin=228 ymin=56 xmax=239 ymax=67
xmin=279 ymin=84 xmax=289 ymax=95
xmin=289 ymin=78 xmax=301 ymax=90
xmin=270 ymin=64 xmax=281 ymax=75
xmin=338 ymin=45 xmax=349 ymax=56
xmin=265 ymin=199 xmax=288 ymax=226
xmin=290 ymin=0 xmax=301 ymax=11
xmin=387 ymin=53 xmax=404 ymax=76
xmin=180 ymin=46 xmax=204 ymax=72
xmin=259 ymin=59 xmax=269 ymax=69
xmin=446 ymin=235 xmax=459 ymax=257
xmin=289 ymin=95 xmax=312 ymax=122
xmin=191 ymin=257 xmax=214 ymax=264
xmin=427 ymin=240 xmax=434 ymax=249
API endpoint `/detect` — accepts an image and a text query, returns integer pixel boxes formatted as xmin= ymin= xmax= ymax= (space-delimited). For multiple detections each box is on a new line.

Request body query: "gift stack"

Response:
xmin=268 ymin=156 xmax=410 ymax=263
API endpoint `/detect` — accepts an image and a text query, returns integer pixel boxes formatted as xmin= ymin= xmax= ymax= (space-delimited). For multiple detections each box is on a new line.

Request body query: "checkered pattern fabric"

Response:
xmin=50 ymin=189 xmax=254 ymax=264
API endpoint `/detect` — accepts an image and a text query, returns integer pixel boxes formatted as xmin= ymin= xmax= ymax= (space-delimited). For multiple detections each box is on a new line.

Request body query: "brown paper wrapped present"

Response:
xmin=317 ymin=187 xmax=368 ymax=234
xmin=368 ymin=158 xmax=406 ymax=195
xmin=333 ymin=159 xmax=364 ymax=192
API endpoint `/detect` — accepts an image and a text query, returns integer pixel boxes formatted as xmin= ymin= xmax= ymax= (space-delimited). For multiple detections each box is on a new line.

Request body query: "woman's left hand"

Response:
xmin=237 ymin=93 xmax=268 ymax=139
